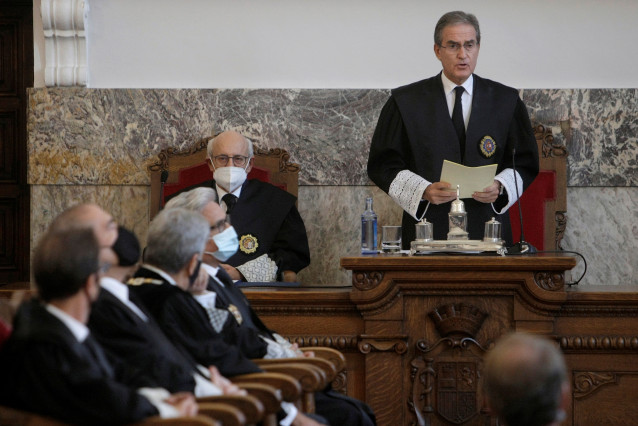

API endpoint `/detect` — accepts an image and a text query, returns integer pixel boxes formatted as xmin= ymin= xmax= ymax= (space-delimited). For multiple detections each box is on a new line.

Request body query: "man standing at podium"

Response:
xmin=367 ymin=11 xmax=539 ymax=246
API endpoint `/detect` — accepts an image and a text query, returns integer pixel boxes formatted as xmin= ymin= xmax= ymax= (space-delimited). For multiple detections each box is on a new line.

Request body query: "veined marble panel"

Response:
xmin=564 ymin=187 xmax=638 ymax=286
xmin=296 ymin=185 xmax=403 ymax=285
xmin=30 ymin=185 xmax=150 ymax=255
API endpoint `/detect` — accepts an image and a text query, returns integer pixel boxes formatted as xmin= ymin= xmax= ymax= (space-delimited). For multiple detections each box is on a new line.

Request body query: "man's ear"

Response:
xmin=559 ymin=381 xmax=570 ymax=412
xmin=85 ymin=273 xmax=100 ymax=302
xmin=207 ymin=157 xmax=215 ymax=173
xmin=187 ymin=253 xmax=200 ymax=276
xmin=245 ymin=157 xmax=254 ymax=174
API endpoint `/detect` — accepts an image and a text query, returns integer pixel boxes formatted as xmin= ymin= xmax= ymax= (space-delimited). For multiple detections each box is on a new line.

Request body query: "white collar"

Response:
xmin=100 ymin=276 xmax=129 ymax=302
xmin=202 ymin=263 xmax=226 ymax=288
xmin=45 ymin=303 xmax=89 ymax=343
xmin=441 ymin=72 xmax=474 ymax=97
xmin=215 ymin=183 xmax=243 ymax=201
xmin=141 ymin=264 xmax=178 ymax=286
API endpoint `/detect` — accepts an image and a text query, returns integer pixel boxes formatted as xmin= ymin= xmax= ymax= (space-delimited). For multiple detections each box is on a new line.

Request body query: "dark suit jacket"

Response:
xmin=368 ymin=73 xmax=539 ymax=245
xmin=0 ymin=299 xmax=158 ymax=425
xmin=129 ymin=266 xmax=262 ymax=377
xmin=89 ymin=285 xmax=200 ymax=393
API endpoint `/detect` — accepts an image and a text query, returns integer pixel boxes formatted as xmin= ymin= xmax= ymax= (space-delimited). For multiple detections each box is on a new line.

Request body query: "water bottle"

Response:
xmin=361 ymin=197 xmax=378 ymax=254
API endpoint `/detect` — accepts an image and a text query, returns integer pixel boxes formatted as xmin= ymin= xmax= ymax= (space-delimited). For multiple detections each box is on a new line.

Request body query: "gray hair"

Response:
xmin=483 ymin=333 xmax=567 ymax=426
xmin=164 ymin=187 xmax=218 ymax=213
xmin=434 ymin=11 xmax=481 ymax=46
xmin=206 ymin=132 xmax=254 ymax=158
xmin=144 ymin=207 xmax=209 ymax=274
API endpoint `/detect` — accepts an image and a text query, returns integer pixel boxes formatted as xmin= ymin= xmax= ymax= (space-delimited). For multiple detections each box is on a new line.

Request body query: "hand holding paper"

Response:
xmin=439 ymin=160 xmax=498 ymax=199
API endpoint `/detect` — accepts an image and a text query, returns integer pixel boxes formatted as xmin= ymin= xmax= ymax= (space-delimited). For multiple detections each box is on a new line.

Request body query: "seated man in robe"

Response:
xmin=483 ymin=333 xmax=570 ymax=426
xmin=164 ymin=187 xmax=376 ymax=426
xmin=203 ymin=130 xmax=310 ymax=282
xmin=0 ymin=227 xmax=197 ymax=424
xmin=89 ymin=224 xmax=243 ymax=398
xmin=129 ymin=207 xmax=324 ymax=426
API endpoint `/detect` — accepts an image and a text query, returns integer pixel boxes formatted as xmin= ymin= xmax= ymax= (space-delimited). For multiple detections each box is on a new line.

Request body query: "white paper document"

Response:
xmin=439 ymin=160 xmax=497 ymax=199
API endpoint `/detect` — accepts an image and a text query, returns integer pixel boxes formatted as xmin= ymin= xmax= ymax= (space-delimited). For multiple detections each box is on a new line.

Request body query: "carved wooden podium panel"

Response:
xmin=245 ymin=254 xmax=638 ymax=426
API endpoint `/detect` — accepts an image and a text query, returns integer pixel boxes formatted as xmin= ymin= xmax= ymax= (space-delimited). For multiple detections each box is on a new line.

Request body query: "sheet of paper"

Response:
xmin=439 ymin=160 xmax=498 ymax=199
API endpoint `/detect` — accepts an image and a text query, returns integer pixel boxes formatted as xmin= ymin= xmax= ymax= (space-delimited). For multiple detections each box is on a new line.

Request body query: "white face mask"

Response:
xmin=213 ymin=166 xmax=247 ymax=193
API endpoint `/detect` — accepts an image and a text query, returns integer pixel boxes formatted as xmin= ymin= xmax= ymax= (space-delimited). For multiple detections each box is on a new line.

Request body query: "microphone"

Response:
xmin=506 ymin=148 xmax=537 ymax=255
xmin=159 ymin=170 xmax=169 ymax=211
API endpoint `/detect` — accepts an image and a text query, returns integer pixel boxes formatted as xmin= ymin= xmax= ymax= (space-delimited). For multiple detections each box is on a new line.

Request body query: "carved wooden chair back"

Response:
xmin=508 ymin=124 xmax=568 ymax=251
xmin=148 ymin=137 xmax=300 ymax=219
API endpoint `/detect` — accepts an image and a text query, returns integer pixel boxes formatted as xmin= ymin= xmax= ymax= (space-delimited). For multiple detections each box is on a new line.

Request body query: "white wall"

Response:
xmin=77 ymin=0 xmax=638 ymax=89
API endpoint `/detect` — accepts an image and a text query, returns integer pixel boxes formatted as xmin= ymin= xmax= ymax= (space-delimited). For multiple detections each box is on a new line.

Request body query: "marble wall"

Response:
xmin=28 ymin=87 xmax=638 ymax=286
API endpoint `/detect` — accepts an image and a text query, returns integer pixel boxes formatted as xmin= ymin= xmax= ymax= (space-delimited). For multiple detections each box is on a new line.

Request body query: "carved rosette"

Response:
xmin=573 ymin=372 xmax=618 ymax=399
xmin=41 ymin=0 xmax=86 ymax=87
xmin=331 ymin=371 xmax=348 ymax=395
xmin=534 ymin=271 xmax=565 ymax=291
xmin=352 ymin=271 xmax=384 ymax=291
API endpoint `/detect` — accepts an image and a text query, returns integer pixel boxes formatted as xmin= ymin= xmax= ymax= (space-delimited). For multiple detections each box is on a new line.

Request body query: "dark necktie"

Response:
xmin=222 ymin=193 xmax=237 ymax=214
xmin=452 ymin=86 xmax=466 ymax=160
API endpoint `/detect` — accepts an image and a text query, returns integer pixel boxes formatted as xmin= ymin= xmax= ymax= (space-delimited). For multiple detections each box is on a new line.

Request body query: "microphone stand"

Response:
xmin=506 ymin=148 xmax=537 ymax=255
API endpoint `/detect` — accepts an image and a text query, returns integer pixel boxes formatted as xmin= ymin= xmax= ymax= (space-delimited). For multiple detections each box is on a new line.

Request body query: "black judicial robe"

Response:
xmin=368 ymin=73 xmax=539 ymax=246
xmin=88 ymin=286 xmax=200 ymax=393
xmin=0 ymin=299 xmax=158 ymax=425
xmin=177 ymin=178 xmax=310 ymax=279
xmin=129 ymin=267 xmax=262 ymax=377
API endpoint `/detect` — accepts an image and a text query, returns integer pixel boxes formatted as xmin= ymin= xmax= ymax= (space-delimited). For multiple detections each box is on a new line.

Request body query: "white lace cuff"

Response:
xmin=236 ymin=254 xmax=278 ymax=282
xmin=388 ymin=170 xmax=431 ymax=220
xmin=493 ymin=168 xmax=522 ymax=214
xmin=193 ymin=373 xmax=223 ymax=397
xmin=262 ymin=336 xmax=300 ymax=359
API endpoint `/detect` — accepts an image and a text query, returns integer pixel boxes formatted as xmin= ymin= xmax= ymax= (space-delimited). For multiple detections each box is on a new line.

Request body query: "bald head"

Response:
xmin=49 ymin=203 xmax=118 ymax=249
xmin=207 ymin=131 xmax=254 ymax=162
xmin=483 ymin=333 xmax=568 ymax=426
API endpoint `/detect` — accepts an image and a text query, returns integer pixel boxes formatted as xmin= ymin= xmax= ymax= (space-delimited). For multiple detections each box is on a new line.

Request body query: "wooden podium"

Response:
xmin=246 ymin=254 xmax=638 ymax=426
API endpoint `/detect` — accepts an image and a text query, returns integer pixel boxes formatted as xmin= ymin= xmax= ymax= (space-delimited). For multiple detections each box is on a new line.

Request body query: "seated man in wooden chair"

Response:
xmin=202 ymin=130 xmax=310 ymax=283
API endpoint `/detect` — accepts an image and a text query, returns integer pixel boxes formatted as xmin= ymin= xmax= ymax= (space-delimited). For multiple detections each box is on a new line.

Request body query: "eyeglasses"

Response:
xmin=212 ymin=155 xmax=250 ymax=167
xmin=96 ymin=262 xmax=111 ymax=276
xmin=439 ymin=41 xmax=477 ymax=53
xmin=209 ymin=215 xmax=231 ymax=237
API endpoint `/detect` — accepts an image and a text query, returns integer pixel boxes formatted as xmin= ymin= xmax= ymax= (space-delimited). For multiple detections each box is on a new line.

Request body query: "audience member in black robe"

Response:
xmin=0 ymin=226 xmax=197 ymax=424
xmin=165 ymin=187 xmax=376 ymax=426
xmin=89 ymin=225 xmax=239 ymax=397
xmin=130 ymin=207 xmax=325 ymax=426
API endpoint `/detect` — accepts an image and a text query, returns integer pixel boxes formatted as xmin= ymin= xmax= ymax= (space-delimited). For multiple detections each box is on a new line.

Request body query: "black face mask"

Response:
xmin=187 ymin=259 xmax=202 ymax=289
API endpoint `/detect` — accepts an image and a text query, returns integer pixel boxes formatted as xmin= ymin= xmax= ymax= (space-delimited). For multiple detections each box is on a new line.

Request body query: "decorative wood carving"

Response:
xmin=573 ymin=372 xmax=618 ymax=399
xmin=535 ymin=124 xmax=568 ymax=159
xmin=331 ymin=371 xmax=348 ymax=395
xmin=410 ymin=337 xmax=487 ymax=426
xmin=352 ymin=271 xmax=384 ymax=291
xmin=41 ymin=0 xmax=86 ymax=86
xmin=556 ymin=211 xmax=567 ymax=250
xmin=559 ymin=335 xmax=638 ymax=351
xmin=429 ymin=303 xmax=488 ymax=338
xmin=358 ymin=335 xmax=408 ymax=354
xmin=534 ymin=271 xmax=565 ymax=291
xmin=286 ymin=335 xmax=359 ymax=351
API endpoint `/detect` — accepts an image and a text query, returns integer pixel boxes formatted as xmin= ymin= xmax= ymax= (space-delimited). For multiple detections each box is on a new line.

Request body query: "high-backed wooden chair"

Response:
xmin=509 ymin=123 xmax=568 ymax=251
xmin=147 ymin=137 xmax=300 ymax=219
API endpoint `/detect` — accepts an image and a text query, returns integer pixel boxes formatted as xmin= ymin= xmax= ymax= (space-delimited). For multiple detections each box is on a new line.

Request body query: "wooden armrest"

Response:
xmin=0 ymin=405 xmax=67 ymax=425
xmin=197 ymin=395 xmax=263 ymax=424
xmin=300 ymin=346 xmax=347 ymax=373
xmin=256 ymin=362 xmax=326 ymax=393
xmin=235 ymin=383 xmax=281 ymax=414
xmin=197 ymin=402 xmax=246 ymax=426
xmin=134 ymin=416 xmax=220 ymax=426
xmin=255 ymin=356 xmax=337 ymax=382
xmin=230 ymin=372 xmax=301 ymax=403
